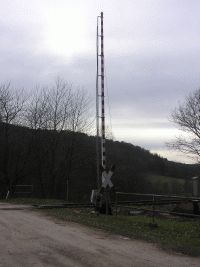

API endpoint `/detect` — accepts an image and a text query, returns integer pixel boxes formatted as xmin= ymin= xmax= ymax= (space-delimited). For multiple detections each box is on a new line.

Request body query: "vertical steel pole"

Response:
xmin=100 ymin=12 xmax=106 ymax=170
xmin=96 ymin=16 xmax=100 ymax=189
xmin=100 ymin=12 xmax=109 ymax=215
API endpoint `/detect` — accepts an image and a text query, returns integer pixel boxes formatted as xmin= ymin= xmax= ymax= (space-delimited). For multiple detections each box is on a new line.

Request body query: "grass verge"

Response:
xmin=1 ymin=197 xmax=67 ymax=205
xmin=42 ymin=207 xmax=200 ymax=257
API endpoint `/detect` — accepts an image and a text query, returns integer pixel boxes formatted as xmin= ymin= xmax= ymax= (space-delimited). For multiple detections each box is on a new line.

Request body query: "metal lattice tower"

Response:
xmin=100 ymin=12 xmax=106 ymax=170
xmin=96 ymin=12 xmax=106 ymax=188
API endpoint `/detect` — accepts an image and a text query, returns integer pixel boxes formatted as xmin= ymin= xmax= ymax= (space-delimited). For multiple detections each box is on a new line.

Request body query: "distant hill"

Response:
xmin=0 ymin=122 xmax=198 ymax=200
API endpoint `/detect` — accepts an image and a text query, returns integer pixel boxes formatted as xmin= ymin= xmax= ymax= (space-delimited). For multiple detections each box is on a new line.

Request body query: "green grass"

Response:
xmin=147 ymin=174 xmax=185 ymax=185
xmin=146 ymin=174 xmax=186 ymax=194
xmin=1 ymin=197 xmax=67 ymax=205
xmin=3 ymin=198 xmax=200 ymax=257
xmin=42 ymin=207 xmax=200 ymax=257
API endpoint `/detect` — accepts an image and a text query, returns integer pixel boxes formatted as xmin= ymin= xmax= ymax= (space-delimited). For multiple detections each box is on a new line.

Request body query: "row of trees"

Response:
xmin=1 ymin=79 xmax=199 ymax=199
xmin=0 ymin=79 xmax=92 ymax=199
xmin=0 ymin=79 xmax=91 ymax=132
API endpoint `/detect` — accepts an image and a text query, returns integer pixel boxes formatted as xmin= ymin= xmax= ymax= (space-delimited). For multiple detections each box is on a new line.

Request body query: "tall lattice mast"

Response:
xmin=96 ymin=14 xmax=100 ymax=188
xmin=100 ymin=12 xmax=106 ymax=170
xmin=96 ymin=12 xmax=106 ymax=188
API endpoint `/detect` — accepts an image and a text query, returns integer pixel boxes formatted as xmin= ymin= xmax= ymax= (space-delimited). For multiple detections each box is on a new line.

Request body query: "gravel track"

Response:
xmin=0 ymin=203 xmax=200 ymax=267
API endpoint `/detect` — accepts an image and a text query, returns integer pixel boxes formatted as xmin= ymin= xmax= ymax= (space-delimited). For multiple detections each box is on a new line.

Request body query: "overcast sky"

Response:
xmin=1 ymin=0 xmax=200 ymax=163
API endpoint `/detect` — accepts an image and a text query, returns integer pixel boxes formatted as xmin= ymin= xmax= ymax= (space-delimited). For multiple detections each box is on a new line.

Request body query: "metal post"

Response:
xmin=66 ymin=179 xmax=69 ymax=201
xmin=100 ymin=12 xmax=106 ymax=170
xmin=95 ymin=12 xmax=112 ymax=215
xmin=96 ymin=16 xmax=100 ymax=189
xmin=152 ymin=195 xmax=155 ymax=224
xmin=100 ymin=12 xmax=109 ymax=215
xmin=115 ymin=192 xmax=118 ymax=216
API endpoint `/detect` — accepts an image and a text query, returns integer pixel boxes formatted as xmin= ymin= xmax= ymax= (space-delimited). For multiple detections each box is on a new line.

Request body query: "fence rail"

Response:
xmin=114 ymin=192 xmax=200 ymax=219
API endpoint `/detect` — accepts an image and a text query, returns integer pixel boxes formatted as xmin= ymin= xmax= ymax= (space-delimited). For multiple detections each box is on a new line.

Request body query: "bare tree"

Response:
xmin=68 ymin=87 xmax=91 ymax=133
xmin=25 ymin=79 xmax=91 ymax=133
xmin=170 ymin=88 xmax=200 ymax=161
xmin=40 ymin=79 xmax=72 ymax=197
xmin=0 ymin=79 xmax=92 ymax=198
xmin=0 ymin=83 xmax=27 ymax=196
xmin=64 ymin=87 xmax=91 ymax=200
xmin=47 ymin=78 xmax=72 ymax=131
xmin=23 ymin=87 xmax=51 ymax=197
xmin=25 ymin=87 xmax=49 ymax=130
xmin=0 ymin=83 xmax=25 ymax=125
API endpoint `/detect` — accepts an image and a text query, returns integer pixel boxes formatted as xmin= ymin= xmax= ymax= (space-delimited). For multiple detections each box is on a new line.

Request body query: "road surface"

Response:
xmin=0 ymin=202 xmax=200 ymax=267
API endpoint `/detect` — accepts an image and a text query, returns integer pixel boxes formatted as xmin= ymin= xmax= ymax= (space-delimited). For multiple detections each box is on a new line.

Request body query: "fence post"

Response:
xmin=115 ymin=192 xmax=118 ymax=216
xmin=152 ymin=195 xmax=155 ymax=224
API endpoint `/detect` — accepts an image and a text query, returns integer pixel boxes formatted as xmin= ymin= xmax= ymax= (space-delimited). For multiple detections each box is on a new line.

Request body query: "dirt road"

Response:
xmin=0 ymin=203 xmax=200 ymax=267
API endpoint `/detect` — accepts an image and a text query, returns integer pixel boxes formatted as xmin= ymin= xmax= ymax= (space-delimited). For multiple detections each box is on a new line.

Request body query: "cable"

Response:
xmin=104 ymin=63 xmax=115 ymax=141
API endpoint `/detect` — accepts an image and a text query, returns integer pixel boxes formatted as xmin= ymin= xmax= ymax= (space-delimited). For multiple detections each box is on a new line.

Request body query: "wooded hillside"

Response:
xmin=0 ymin=122 xmax=197 ymax=201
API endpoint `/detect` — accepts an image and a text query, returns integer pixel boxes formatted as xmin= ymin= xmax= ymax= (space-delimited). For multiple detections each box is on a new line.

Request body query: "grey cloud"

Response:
xmin=113 ymin=120 xmax=173 ymax=129
xmin=0 ymin=0 xmax=200 ymax=162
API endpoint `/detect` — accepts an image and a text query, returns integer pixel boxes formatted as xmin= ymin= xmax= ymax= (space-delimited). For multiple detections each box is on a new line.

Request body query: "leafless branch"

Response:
xmin=0 ymin=83 xmax=26 ymax=125
xmin=169 ymin=88 xmax=200 ymax=161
